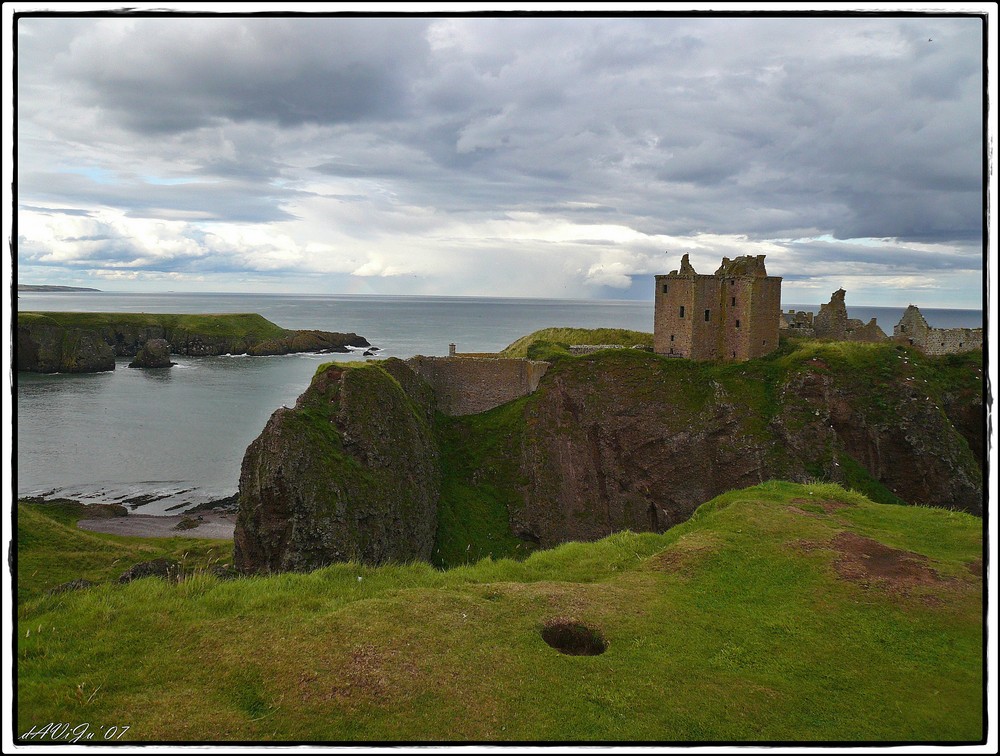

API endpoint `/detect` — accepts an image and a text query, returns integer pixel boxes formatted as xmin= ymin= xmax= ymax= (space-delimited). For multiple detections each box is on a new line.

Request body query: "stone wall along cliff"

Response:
xmin=405 ymin=356 xmax=550 ymax=416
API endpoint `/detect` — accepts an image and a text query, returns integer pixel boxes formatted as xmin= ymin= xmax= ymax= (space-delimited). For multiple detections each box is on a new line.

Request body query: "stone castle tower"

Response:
xmin=654 ymin=254 xmax=782 ymax=361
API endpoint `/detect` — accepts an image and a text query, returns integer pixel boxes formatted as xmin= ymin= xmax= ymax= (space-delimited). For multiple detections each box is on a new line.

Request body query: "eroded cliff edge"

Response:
xmin=17 ymin=312 xmax=369 ymax=373
xmin=235 ymin=337 xmax=983 ymax=571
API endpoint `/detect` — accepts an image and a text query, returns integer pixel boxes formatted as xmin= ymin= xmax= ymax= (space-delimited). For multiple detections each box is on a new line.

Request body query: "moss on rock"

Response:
xmin=234 ymin=359 xmax=440 ymax=572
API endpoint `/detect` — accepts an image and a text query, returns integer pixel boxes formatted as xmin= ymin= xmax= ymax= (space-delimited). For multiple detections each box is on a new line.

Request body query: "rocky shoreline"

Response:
xmin=77 ymin=511 xmax=236 ymax=540
xmin=21 ymin=493 xmax=240 ymax=540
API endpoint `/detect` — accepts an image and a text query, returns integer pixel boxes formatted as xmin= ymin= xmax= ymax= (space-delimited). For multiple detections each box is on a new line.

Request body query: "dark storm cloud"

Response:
xmin=780 ymin=239 xmax=982 ymax=273
xmin=47 ymin=17 xmax=433 ymax=134
xmin=14 ymin=13 xmax=985 ymax=300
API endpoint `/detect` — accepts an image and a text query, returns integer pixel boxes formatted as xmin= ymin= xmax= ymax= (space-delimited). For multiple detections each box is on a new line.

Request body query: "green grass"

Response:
xmin=434 ymin=399 xmax=537 ymax=567
xmin=18 ymin=311 xmax=289 ymax=341
xmin=500 ymin=328 xmax=653 ymax=358
xmin=16 ymin=482 xmax=982 ymax=742
xmin=17 ymin=501 xmax=233 ymax=605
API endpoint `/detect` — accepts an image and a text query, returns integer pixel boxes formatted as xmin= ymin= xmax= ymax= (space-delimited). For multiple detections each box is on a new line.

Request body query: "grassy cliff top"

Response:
xmin=17 ymin=481 xmax=982 ymax=742
xmin=18 ymin=311 xmax=290 ymax=340
xmin=500 ymin=327 xmax=654 ymax=358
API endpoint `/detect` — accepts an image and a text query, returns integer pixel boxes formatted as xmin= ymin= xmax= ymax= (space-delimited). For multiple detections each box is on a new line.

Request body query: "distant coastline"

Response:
xmin=18 ymin=284 xmax=101 ymax=292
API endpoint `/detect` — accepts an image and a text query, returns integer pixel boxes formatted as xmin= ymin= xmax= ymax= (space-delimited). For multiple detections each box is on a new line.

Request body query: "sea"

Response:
xmin=13 ymin=292 xmax=984 ymax=514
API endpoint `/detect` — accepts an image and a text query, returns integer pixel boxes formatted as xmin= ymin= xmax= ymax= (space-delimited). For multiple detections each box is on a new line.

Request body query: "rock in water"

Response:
xmin=128 ymin=338 xmax=175 ymax=368
xmin=234 ymin=358 xmax=440 ymax=573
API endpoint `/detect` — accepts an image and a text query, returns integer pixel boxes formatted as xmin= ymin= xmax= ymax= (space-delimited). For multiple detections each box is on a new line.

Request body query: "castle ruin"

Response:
xmin=811 ymin=289 xmax=887 ymax=342
xmin=894 ymin=305 xmax=982 ymax=355
xmin=653 ymin=254 xmax=782 ymax=361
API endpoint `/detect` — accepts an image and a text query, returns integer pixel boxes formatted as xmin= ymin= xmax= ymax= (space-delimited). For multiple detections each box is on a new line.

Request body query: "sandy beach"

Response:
xmin=77 ymin=511 xmax=236 ymax=540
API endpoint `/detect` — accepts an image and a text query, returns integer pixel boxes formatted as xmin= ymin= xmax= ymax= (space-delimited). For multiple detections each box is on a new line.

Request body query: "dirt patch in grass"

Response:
xmin=798 ymin=531 xmax=950 ymax=597
xmin=78 ymin=511 xmax=236 ymax=539
xmin=786 ymin=506 xmax=822 ymax=518
xmin=966 ymin=558 xmax=983 ymax=577
xmin=299 ymin=645 xmax=417 ymax=707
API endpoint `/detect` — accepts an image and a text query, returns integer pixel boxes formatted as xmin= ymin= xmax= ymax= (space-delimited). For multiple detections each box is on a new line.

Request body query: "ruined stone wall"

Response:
xmin=915 ymin=329 xmax=983 ymax=355
xmin=814 ymin=289 xmax=886 ymax=342
xmin=894 ymin=305 xmax=982 ymax=355
xmin=654 ymin=272 xmax=725 ymax=359
xmin=405 ymin=356 xmax=550 ymax=416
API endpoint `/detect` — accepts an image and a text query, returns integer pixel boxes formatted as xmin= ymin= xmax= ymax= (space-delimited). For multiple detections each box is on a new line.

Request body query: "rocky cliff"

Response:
xmin=499 ymin=345 xmax=981 ymax=550
xmin=17 ymin=317 xmax=116 ymax=373
xmin=234 ymin=358 xmax=440 ymax=573
xmin=17 ymin=312 xmax=369 ymax=372
xmin=235 ymin=335 xmax=983 ymax=570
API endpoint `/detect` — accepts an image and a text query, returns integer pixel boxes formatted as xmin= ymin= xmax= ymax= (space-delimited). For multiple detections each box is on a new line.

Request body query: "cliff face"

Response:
xmin=17 ymin=322 xmax=115 ymax=373
xmin=235 ymin=338 xmax=983 ymax=571
xmin=17 ymin=312 xmax=369 ymax=372
xmin=462 ymin=344 xmax=982 ymax=551
xmin=234 ymin=358 xmax=440 ymax=572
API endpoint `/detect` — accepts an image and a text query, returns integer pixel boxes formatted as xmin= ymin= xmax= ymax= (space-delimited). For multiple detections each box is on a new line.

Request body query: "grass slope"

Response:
xmin=500 ymin=327 xmax=653 ymax=358
xmin=17 ymin=501 xmax=233 ymax=604
xmin=16 ymin=482 xmax=982 ymax=743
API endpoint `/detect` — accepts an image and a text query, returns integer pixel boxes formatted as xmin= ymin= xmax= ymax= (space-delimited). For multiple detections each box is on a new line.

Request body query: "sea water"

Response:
xmin=14 ymin=292 xmax=983 ymax=513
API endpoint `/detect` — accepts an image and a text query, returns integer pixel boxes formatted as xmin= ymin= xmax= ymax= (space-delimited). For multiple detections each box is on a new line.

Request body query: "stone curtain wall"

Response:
xmin=406 ymin=356 xmax=550 ymax=416
xmin=917 ymin=328 xmax=983 ymax=355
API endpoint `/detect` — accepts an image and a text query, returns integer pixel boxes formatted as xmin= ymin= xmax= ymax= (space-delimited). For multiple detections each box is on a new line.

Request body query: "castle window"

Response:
xmin=670 ymin=334 xmax=674 ymax=342
xmin=762 ymin=339 xmax=767 ymax=346
xmin=735 ymin=319 xmax=740 ymax=328
xmin=959 ymin=343 xmax=963 ymax=348
xmin=662 ymin=284 xmax=668 ymax=294
xmin=679 ymin=306 xmax=685 ymax=318
xmin=731 ymin=296 xmax=736 ymax=306
xmin=704 ymin=309 xmax=711 ymax=322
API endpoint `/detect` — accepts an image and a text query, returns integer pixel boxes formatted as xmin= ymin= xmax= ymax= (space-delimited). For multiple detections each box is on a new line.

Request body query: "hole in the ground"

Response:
xmin=541 ymin=619 xmax=608 ymax=656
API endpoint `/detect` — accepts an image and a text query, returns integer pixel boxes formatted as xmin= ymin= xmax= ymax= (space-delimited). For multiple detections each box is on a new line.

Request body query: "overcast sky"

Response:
xmin=12 ymin=8 xmax=987 ymax=307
